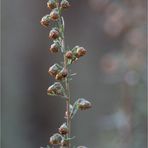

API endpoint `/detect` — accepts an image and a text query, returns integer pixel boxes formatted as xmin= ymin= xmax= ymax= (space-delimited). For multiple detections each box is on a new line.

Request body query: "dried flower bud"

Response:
xmin=76 ymin=47 xmax=87 ymax=58
xmin=40 ymin=15 xmax=50 ymax=27
xmin=55 ymin=73 xmax=63 ymax=80
xmin=48 ymin=63 xmax=61 ymax=77
xmin=61 ymin=68 xmax=68 ymax=77
xmin=47 ymin=82 xmax=65 ymax=96
xmin=49 ymin=133 xmax=62 ymax=145
xmin=65 ymin=51 xmax=73 ymax=59
xmin=59 ymin=123 xmax=69 ymax=135
xmin=55 ymin=68 xmax=68 ymax=80
xmin=49 ymin=43 xmax=59 ymax=53
xmin=78 ymin=98 xmax=91 ymax=110
xmin=60 ymin=0 xmax=70 ymax=9
xmin=49 ymin=28 xmax=60 ymax=40
xmin=60 ymin=139 xmax=69 ymax=146
xmin=50 ymin=8 xmax=60 ymax=21
xmin=47 ymin=0 xmax=57 ymax=9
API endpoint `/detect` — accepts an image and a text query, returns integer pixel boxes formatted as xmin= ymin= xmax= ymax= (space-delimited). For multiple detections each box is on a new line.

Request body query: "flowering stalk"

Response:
xmin=40 ymin=0 xmax=92 ymax=147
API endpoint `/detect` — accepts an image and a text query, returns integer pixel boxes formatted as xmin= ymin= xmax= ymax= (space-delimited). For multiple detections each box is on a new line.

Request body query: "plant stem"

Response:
xmin=62 ymin=38 xmax=71 ymax=148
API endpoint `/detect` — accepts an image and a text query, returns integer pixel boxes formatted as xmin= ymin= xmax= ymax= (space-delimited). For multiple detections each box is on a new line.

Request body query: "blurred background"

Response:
xmin=1 ymin=0 xmax=147 ymax=148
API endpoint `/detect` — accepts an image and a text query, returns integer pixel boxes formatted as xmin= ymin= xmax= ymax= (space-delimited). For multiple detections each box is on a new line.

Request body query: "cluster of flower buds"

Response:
xmin=41 ymin=0 xmax=70 ymax=27
xmin=49 ymin=123 xmax=69 ymax=147
xmin=77 ymin=98 xmax=92 ymax=110
xmin=41 ymin=0 xmax=71 ymax=54
xmin=48 ymin=64 xmax=68 ymax=80
xmin=47 ymin=82 xmax=65 ymax=96
xmin=65 ymin=46 xmax=87 ymax=64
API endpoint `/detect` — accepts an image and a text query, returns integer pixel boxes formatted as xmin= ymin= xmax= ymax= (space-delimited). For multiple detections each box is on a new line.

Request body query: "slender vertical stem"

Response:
xmin=62 ymin=37 xmax=71 ymax=147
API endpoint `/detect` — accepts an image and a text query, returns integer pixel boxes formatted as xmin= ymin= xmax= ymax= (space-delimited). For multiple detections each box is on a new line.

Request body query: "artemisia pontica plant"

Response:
xmin=40 ymin=0 xmax=91 ymax=147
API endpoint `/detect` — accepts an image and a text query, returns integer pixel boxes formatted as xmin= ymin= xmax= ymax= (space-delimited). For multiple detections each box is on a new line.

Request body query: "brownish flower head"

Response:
xmin=49 ymin=43 xmax=59 ymax=53
xmin=48 ymin=63 xmax=61 ymax=77
xmin=78 ymin=98 xmax=92 ymax=110
xmin=55 ymin=68 xmax=68 ymax=80
xmin=40 ymin=15 xmax=50 ymax=27
xmin=60 ymin=0 xmax=70 ymax=9
xmin=59 ymin=123 xmax=69 ymax=135
xmin=60 ymin=139 xmax=69 ymax=146
xmin=49 ymin=28 xmax=60 ymax=40
xmin=47 ymin=0 xmax=57 ymax=9
xmin=49 ymin=133 xmax=62 ymax=145
xmin=50 ymin=8 xmax=60 ymax=21
xmin=65 ymin=51 xmax=73 ymax=59
xmin=55 ymin=73 xmax=63 ymax=80
xmin=47 ymin=82 xmax=65 ymax=96
xmin=76 ymin=47 xmax=87 ymax=58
